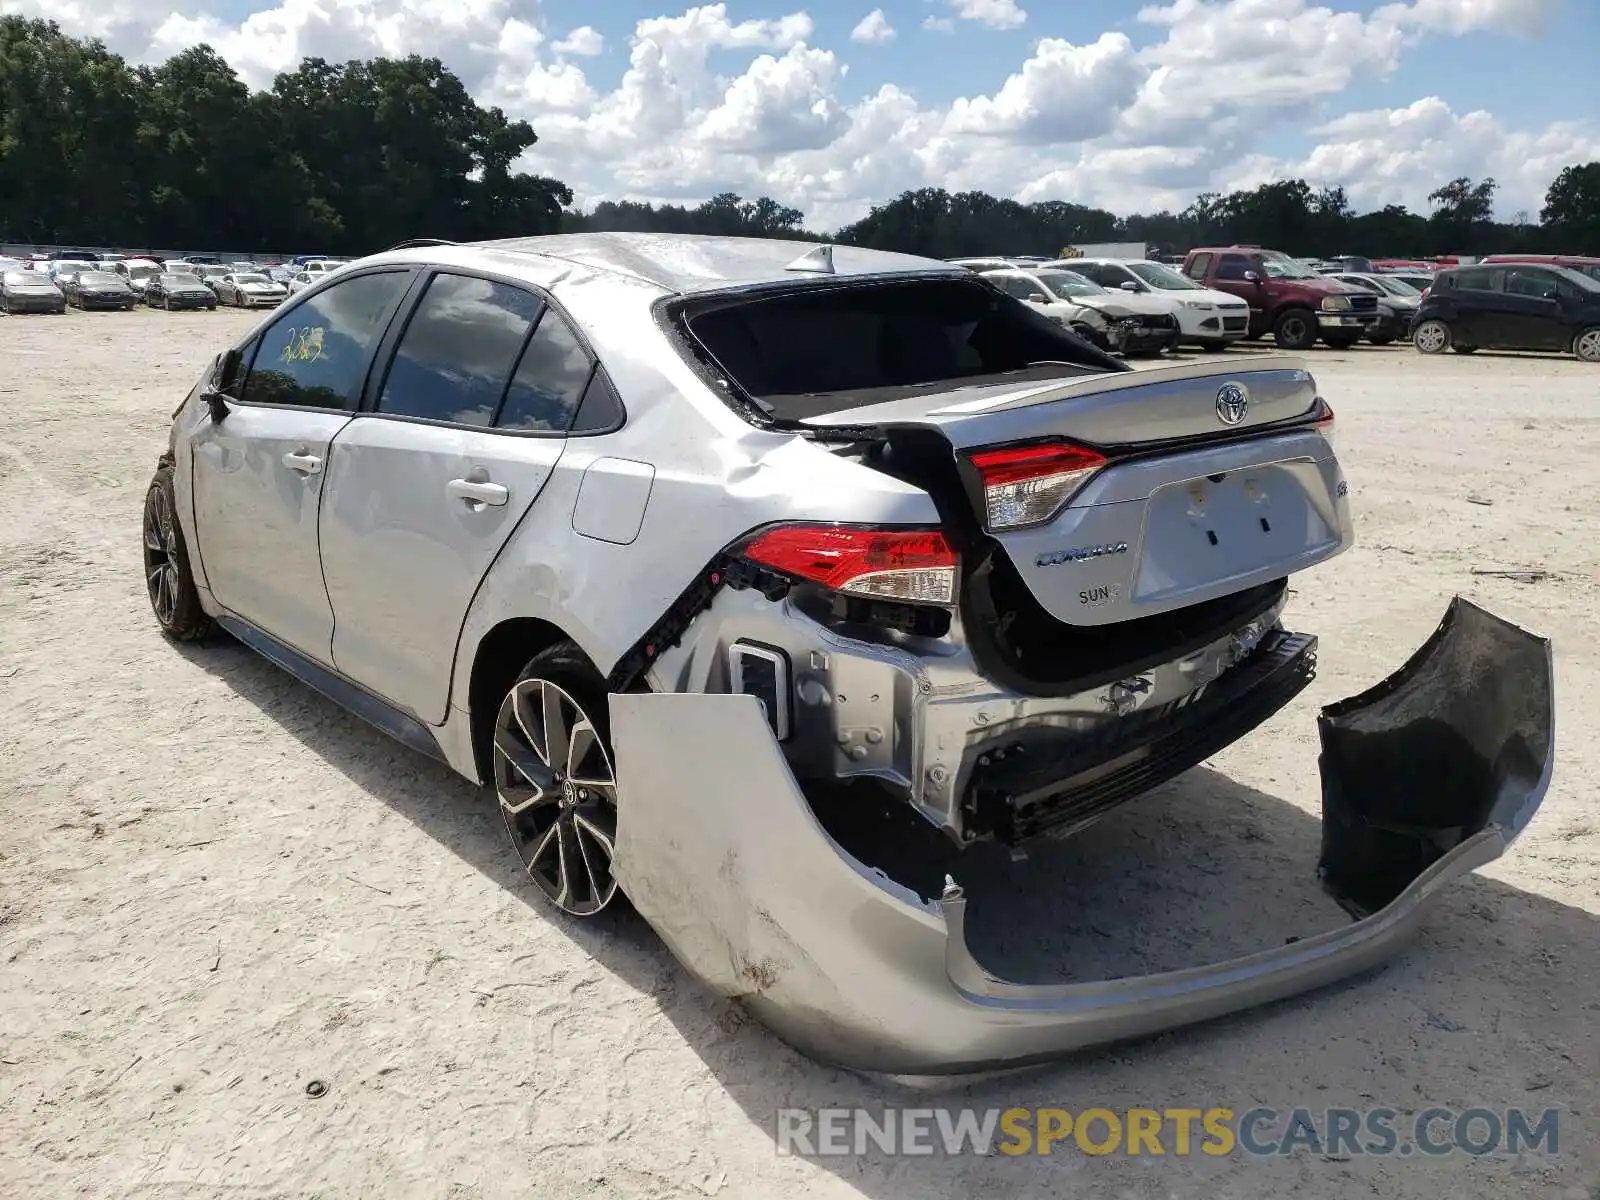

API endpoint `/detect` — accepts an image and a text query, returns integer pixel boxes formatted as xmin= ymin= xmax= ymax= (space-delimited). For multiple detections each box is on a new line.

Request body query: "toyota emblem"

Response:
xmin=1215 ymin=382 xmax=1249 ymax=425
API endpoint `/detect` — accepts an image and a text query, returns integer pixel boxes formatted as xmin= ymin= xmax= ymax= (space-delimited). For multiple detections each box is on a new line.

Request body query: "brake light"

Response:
xmin=968 ymin=441 xmax=1107 ymax=530
xmin=1314 ymin=398 xmax=1335 ymax=449
xmin=743 ymin=526 xmax=958 ymax=605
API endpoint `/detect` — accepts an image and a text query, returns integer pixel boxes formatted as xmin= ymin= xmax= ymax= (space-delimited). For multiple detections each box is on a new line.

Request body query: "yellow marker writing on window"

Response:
xmin=280 ymin=326 xmax=328 ymax=365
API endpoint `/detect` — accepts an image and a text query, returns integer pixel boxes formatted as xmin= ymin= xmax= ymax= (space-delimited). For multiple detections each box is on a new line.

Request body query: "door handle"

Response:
xmin=447 ymin=470 xmax=509 ymax=507
xmin=282 ymin=447 xmax=322 ymax=475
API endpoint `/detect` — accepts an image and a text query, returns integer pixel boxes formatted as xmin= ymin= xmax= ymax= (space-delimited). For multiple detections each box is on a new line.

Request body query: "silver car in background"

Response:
xmin=2 ymin=269 xmax=66 ymax=314
xmin=214 ymin=271 xmax=289 ymax=308
xmin=143 ymin=233 xmax=1552 ymax=1073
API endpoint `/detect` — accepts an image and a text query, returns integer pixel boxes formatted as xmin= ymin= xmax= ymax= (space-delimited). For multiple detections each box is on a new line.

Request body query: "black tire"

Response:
xmin=1272 ymin=308 xmax=1317 ymax=351
xmin=1572 ymin=326 xmax=1600 ymax=363
xmin=493 ymin=642 xmax=623 ymax=917
xmin=1322 ymin=334 xmax=1362 ymax=350
xmin=143 ymin=463 xmax=214 ymax=642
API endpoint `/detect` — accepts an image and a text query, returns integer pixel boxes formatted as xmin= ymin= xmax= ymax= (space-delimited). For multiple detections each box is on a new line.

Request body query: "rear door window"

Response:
xmin=240 ymin=271 xmax=412 ymax=410
xmin=376 ymin=273 xmax=544 ymax=427
xmin=497 ymin=306 xmax=596 ymax=433
xmin=1453 ymin=268 xmax=1502 ymax=293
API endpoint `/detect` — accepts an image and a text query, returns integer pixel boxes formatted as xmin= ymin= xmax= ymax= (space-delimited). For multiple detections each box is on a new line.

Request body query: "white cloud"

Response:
xmin=950 ymin=0 xmax=1027 ymax=30
xmin=551 ymin=25 xmax=604 ymax=56
xmin=944 ymin=34 xmax=1141 ymax=144
xmin=1295 ymin=98 xmax=1600 ymax=214
xmin=14 ymin=0 xmax=1593 ymax=229
xmin=849 ymin=9 xmax=895 ymax=43
xmin=698 ymin=44 xmax=845 ymax=154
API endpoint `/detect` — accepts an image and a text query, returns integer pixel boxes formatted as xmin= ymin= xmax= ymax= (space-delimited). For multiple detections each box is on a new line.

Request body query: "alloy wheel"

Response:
xmin=1575 ymin=329 xmax=1600 ymax=363
xmin=494 ymin=678 xmax=619 ymax=916
xmin=143 ymin=485 xmax=181 ymax=628
xmin=1413 ymin=321 xmax=1449 ymax=354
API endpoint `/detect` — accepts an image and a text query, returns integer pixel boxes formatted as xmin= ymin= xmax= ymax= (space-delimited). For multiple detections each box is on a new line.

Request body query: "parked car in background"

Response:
xmin=1064 ymin=257 xmax=1251 ymax=350
xmin=176 ymin=254 xmax=223 ymax=267
xmin=119 ymin=260 xmax=164 ymax=302
xmin=266 ymin=266 xmax=297 ymax=287
xmin=1329 ymin=273 xmax=1423 ymax=344
xmin=48 ymin=260 xmax=95 ymax=290
xmin=164 ymin=261 xmax=200 ymax=277
xmin=1183 ymin=247 xmax=1379 ymax=350
xmin=982 ymin=267 xmax=1182 ymax=356
xmin=1385 ymin=272 xmax=1437 ymax=294
xmin=1412 ymin=263 xmax=1600 ymax=361
xmin=145 ymin=271 xmax=219 ymax=311
xmin=1477 ymin=254 xmax=1600 ymax=283
xmin=947 ymin=257 xmax=1030 ymax=272
xmin=214 ymin=271 xmax=289 ymax=308
xmin=62 ymin=270 xmax=138 ymax=310
xmin=194 ymin=264 xmax=232 ymax=292
xmin=1 ymin=269 xmax=66 ymax=314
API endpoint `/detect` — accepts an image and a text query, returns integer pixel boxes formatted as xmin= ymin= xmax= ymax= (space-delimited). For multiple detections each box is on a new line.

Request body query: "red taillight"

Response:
xmin=743 ymin=525 xmax=958 ymax=605
xmin=968 ymin=440 xmax=1107 ymax=530
xmin=1419 ymin=286 xmax=1430 ymax=299
xmin=1314 ymin=398 xmax=1336 ymax=449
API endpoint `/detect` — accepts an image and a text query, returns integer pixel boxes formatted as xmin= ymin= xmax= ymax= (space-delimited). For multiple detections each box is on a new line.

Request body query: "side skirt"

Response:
xmin=215 ymin=614 xmax=448 ymax=764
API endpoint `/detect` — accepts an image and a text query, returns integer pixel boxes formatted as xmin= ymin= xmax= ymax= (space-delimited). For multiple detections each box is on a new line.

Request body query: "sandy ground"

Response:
xmin=0 ymin=307 xmax=1596 ymax=1200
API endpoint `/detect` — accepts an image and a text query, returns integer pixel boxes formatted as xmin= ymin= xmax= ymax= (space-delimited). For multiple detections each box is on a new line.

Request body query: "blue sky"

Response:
xmin=16 ymin=0 xmax=1600 ymax=228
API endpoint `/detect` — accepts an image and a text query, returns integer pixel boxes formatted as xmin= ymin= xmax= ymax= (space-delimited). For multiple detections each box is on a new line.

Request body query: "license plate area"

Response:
xmin=1134 ymin=464 xmax=1337 ymax=605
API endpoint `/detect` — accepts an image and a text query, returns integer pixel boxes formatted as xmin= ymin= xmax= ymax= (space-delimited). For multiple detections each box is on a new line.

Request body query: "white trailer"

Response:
xmin=1053 ymin=241 xmax=1149 ymax=261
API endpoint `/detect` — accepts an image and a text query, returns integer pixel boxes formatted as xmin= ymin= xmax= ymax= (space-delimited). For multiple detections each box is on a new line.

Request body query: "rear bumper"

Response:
xmin=610 ymin=597 xmax=1553 ymax=1074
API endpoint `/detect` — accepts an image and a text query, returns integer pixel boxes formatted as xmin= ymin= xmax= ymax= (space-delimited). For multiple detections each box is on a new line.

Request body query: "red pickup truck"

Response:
xmin=1182 ymin=246 xmax=1380 ymax=350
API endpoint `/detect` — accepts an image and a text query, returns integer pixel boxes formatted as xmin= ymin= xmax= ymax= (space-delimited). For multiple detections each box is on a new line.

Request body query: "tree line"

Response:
xmin=4 ymin=17 xmax=1598 ymax=259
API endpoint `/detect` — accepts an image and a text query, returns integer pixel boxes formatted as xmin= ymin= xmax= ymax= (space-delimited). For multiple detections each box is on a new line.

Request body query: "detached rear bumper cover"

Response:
xmin=609 ymin=598 xmax=1552 ymax=1074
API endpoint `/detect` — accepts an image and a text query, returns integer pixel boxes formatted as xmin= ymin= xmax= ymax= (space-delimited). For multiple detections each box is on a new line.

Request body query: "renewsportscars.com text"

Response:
xmin=775 ymin=1106 xmax=1561 ymax=1159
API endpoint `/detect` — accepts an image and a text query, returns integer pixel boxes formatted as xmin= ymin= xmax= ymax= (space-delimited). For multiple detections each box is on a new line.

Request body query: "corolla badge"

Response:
xmin=1215 ymin=381 xmax=1249 ymax=425
xmin=1036 ymin=541 xmax=1129 ymax=568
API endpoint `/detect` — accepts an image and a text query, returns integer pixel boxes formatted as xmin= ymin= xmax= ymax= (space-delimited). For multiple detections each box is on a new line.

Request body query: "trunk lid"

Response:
xmin=806 ymin=356 xmax=1352 ymax=628
xmin=801 ymin=355 xmax=1320 ymax=449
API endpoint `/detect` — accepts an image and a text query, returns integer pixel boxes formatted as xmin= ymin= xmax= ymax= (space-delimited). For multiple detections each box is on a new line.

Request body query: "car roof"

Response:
xmin=370 ymin=233 xmax=962 ymax=296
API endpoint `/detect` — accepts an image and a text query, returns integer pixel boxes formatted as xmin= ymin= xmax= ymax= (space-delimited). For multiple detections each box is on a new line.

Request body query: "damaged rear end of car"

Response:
xmin=599 ymin=266 xmax=1555 ymax=1073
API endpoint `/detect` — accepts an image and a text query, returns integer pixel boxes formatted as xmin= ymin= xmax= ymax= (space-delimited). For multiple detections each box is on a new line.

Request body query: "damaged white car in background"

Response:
xmin=143 ymin=233 xmax=1555 ymax=1074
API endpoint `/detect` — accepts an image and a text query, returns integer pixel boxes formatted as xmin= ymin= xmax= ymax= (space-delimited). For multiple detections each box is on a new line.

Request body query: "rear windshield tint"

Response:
xmin=678 ymin=276 xmax=1115 ymax=422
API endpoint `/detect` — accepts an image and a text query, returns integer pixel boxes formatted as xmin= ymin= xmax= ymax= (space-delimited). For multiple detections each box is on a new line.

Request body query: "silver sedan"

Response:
xmin=141 ymin=234 xmax=1553 ymax=1073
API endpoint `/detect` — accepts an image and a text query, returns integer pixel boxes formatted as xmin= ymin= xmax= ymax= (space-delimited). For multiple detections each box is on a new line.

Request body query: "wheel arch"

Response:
xmin=465 ymin=616 xmax=586 ymax=783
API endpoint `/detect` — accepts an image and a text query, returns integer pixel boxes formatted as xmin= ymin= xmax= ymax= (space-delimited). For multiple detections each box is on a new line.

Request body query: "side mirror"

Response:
xmin=1027 ymin=292 xmax=1049 ymax=304
xmin=1243 ymin=270 xmax=1262 ymax=283
xmin=203 ymin=347 xmax=244 ymax=421
xmin=1119 ymin=280 xmax=1140 ymax=292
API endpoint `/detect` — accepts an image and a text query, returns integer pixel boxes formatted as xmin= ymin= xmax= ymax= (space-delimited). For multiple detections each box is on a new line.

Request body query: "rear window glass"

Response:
xmin=680 ymin=277 xmax=1113 ymax=422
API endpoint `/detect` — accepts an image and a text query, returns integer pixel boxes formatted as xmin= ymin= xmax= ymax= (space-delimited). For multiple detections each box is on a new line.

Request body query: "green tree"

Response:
xmin=1540 ymin=162 xmax=1600 ymax=252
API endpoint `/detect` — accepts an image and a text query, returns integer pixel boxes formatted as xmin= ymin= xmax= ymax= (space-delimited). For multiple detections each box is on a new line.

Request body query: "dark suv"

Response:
xmin=1411 ymin=263 xmax=1600 ymax=362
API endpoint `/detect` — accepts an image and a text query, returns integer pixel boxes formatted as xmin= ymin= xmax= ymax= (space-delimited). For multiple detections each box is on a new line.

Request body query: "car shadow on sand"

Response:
xmin=183 ymin=637 xmax=1596 ymax=1196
